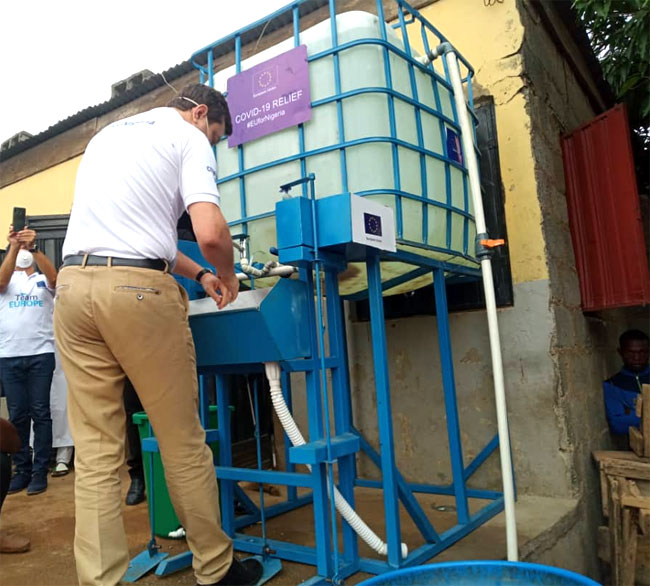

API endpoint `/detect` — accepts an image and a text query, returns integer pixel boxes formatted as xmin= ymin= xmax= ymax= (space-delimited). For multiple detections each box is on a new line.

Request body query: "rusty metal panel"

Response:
xmin=561 ymin=104 xmax=650 ymax=311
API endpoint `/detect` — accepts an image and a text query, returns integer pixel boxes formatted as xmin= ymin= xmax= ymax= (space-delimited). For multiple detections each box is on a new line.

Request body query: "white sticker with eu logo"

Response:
xmin=350 ymin=194 xmax=396 ymax=252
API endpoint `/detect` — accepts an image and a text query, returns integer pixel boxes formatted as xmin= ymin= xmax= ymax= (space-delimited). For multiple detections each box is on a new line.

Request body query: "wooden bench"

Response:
xmin=593 ymin=450 xmax=650 ymax=585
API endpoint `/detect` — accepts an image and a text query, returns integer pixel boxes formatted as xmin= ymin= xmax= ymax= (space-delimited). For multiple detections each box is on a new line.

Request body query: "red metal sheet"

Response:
xmin=561 ymin=104 xmax=650 ymax=311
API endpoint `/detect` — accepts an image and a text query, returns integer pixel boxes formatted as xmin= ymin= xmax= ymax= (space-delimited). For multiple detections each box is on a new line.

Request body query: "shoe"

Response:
xmin=26 ymin=474 xmax=47 ymax=495
xmin=7 ymin=474 xmax=30 ymax=494
xmin=0 ymin=532 xmax=30 ymax=553
xmin=51 ymin=462 xmax=70 ymax=477
xmin=198 ymin=557 xmax=264 ymax=586
xmin=125 ymin=477 xmax=146 ymax=506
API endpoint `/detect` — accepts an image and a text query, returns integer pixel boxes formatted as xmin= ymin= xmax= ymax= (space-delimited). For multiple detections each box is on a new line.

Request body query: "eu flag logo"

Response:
xmin=364 ymin=213 xmax=382 ymax=237
xmin=252 ymin=66 xmax=278 ymax=97
xmin=446 ymin=128 xmax=463 ymax=164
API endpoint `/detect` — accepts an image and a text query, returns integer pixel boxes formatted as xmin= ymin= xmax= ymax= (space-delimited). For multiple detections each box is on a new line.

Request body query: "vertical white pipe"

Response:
xmin=443 ymin=49 xmax=518 ymax=562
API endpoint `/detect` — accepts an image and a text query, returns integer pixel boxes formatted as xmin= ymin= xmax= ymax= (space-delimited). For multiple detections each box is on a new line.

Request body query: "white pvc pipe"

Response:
xmin=240 ymin=258 xmax=279 ymax=278
xmin=264 ymin=362 xmax=408 ymax=559
xmin=236 ymin=265 xmax=295 ymax=281
xmin=443 ymin=49 xmax=518 ymax=561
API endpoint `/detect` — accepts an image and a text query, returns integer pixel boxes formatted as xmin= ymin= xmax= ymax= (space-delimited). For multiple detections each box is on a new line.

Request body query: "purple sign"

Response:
xmin=227 ymin=45 xmax=311 ymax=148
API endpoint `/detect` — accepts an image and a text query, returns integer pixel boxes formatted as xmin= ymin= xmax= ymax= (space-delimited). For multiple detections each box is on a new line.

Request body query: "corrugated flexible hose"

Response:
xmin=264 ymin=362 xmax=408 ymax=558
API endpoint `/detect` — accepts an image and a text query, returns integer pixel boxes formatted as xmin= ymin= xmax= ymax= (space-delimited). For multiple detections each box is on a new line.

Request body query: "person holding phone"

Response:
xmin=0 ymin=225 xmax=58 ymax=496
xmin=54 ymin=84 xmax=260 ymax=586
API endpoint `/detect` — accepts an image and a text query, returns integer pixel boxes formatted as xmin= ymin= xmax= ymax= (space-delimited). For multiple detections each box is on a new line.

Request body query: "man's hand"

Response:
xmin=200 ymin=271 xmax=240 ymax=310
xmin=7 ymin=225 xmax=19 ymax=247
xmin=17 ymin=228 xmax=36 ymax=249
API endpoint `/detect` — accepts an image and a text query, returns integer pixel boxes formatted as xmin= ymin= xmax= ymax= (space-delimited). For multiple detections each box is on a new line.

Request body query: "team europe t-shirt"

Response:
xmin=0 ymin=271 xmax=55 ymax=358
xmin=62 ymin=107 xmax=221 ymax=266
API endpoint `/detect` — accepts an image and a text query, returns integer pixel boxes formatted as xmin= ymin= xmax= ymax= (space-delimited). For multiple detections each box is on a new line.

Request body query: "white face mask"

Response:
xmin=15 ymin=250 xmax=34 ymax=270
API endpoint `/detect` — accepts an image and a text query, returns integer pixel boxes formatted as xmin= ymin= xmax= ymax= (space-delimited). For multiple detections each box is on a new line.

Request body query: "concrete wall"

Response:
xmin=515 ymin=0 xmax=649 ymax=576
xmin=0 ymin=155 xmax=81 ymax=223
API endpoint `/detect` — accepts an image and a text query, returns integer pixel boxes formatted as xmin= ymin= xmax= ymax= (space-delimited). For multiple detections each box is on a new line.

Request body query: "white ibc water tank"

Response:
xmin=211 ymin=11 xmax=477 ymax=296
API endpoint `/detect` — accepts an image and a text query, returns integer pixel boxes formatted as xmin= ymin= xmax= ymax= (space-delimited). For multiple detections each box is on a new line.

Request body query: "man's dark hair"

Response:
xmin=168 ymin=83 xmax=232 ymax=136
xmin=619 ymin=329 xmax=649 ymax=347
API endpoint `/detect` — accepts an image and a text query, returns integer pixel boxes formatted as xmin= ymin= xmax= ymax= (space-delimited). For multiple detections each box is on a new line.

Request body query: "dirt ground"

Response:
xmin=0 ymin=466 xmax=519 ymax=586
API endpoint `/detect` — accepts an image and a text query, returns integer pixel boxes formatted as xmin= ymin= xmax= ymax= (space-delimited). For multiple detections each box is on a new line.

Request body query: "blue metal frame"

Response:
xmin=148 ymin=235 xmax=507 ymax=584
xmin=138 ymin=2 xmax=509 ymax=584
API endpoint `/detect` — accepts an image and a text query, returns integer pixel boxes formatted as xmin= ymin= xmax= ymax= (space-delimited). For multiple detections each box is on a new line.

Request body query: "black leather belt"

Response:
xmin=62 ymin=255 xmax=168 ymax=272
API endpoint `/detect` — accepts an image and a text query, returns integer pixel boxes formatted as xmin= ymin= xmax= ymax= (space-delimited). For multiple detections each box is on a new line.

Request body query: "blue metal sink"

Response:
xmin=189 ymin=278 xmax=312 ymax=368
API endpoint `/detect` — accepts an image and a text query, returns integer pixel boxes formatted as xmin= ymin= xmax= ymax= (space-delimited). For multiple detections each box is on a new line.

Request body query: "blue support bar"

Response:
xmin=358 ymin=497 xmax=505 ymax=575
xmin=289 ymin=433 xmax=360 ymax=465
xmin=366 ymin=251 xmax=402 ymax=566
xmin=234 ymin=483 xmax=260 ymax=516
xmin=355 ymin=429 xmax=440 ymax=543
xmin=329 ymin=0 xmax=349 ymax=193
xmin=324 ymin=268 xmax=359 ymax=565
xmin=355 ymin=479 xmax=502 ymax=501
xmin=216 ymin=374 xmax=235 ymax=536
xmin=376 ymin=0 xmax=403 ymax=239
xmin=217 ymin=466 xmax=314 ymax=487
xmin=432 ymin=268 xmax=469 ymax=524
xmin=302 ymin=261 xmax=333 ymax=578
xmin=464 ymin=433 xmax=499 ymax=481
xmin=234 ymin=494 xmax=314 ymax=531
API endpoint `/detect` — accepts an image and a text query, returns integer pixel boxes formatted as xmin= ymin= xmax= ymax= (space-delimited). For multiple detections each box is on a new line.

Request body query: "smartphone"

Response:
xmin=12 ymin=207 xmax=26 ymax=232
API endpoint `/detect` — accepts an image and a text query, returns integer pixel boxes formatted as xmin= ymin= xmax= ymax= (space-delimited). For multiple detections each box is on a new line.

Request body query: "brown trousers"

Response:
xmin=54 ymin=265 xmax=232 ymax=586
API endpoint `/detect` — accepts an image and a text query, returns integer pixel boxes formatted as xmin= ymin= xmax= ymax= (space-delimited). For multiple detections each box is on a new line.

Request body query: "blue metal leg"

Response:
xmin=366 ymin=252 xmax=402 ymax=567
xmin=325 ymin=268 xmax=359 ymax=567
xmin=355 ymin=429 xmax=439 ymax=543
xmin=304 ymin=268 xmax=333 ymax=579
xmin=198 ymin=374 xmax=210 ymax=429
xmin=216 ymin=374 xmax=235 ymax=536
xmin=432 ymin=268 xmax=469 ymax=523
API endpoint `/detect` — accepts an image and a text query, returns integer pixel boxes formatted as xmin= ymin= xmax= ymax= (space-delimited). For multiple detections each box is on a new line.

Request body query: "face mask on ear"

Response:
xmin=15 ymin=250 xmax=34 ymax=269
xmin=180 ymin=96 xmax=210 ymax=138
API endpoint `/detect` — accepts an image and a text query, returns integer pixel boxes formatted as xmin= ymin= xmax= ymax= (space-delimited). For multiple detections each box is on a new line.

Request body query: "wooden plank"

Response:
xmin=603 ymin=459 xmax=650 ymax=481
xmin=609 ymin=476 xmax=622 ymax=585
xmin=640 ymin=509 xmax=650 ymax=536
xmin=637 ymin=395 xmax=643 ymax=418
xmin=598 ymin=522 xmax=650 ymax=564
xmin=630 ymin=426 xmax=645 ymax=458
xmin=621 ymin=505 xmax=638 ymax=586
xmin=601 ymin=466 xmax=610 ymax=517
xmin=598 ymin=525 xmax=609 ymax=561
xmin=621 ymin=495 xmax=650 ymax=510
xmin=593 ymin=450 xmax=647 ymax=464
xmin=641 ymin=385 xmax=650 ymax=458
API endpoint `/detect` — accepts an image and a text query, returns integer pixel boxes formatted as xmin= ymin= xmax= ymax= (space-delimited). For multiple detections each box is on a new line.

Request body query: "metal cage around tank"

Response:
xmin=191 ymin=0 xmax=482 ymax=297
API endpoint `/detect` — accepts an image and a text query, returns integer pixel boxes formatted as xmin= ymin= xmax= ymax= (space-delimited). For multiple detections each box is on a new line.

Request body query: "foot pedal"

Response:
xmin=249 ymin=555 xmax=282 ymax=585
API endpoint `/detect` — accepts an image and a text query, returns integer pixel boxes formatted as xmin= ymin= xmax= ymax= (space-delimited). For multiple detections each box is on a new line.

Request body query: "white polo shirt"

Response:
xmin=62 ymin=107 xmax=221 ymax=265
xmin=0 ymin=271 xmax=55 ymax=358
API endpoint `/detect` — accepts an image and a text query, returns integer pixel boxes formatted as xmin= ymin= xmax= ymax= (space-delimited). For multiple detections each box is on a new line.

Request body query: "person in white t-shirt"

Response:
xmin=54 ymin=84 xmax=261 ymax=586
xmin=0 ymin=227 xmax=57 ymax=497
